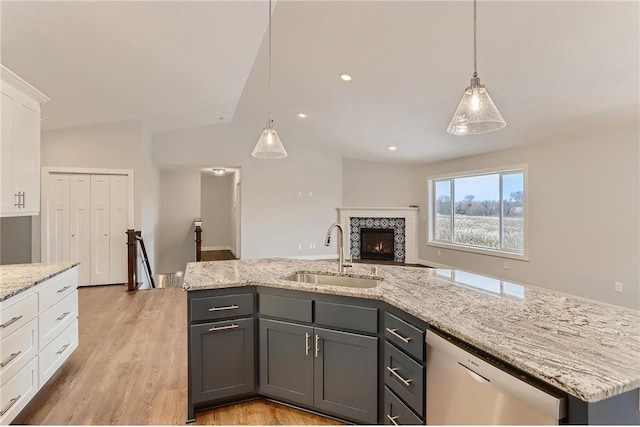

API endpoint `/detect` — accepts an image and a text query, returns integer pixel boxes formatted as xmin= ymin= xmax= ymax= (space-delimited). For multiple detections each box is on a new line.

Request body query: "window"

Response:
xmin=429 ymin=167 xmax=526 ymax=258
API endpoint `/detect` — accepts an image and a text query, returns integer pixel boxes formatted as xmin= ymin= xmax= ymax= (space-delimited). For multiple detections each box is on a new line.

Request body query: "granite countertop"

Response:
xmin=184 ymin=258 xmax=640 ymax=403
xmin=0 ymin=262 xmax=79 ymax=302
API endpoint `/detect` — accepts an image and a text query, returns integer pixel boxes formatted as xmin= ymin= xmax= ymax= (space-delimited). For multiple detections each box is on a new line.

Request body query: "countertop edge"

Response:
xmin=0 ymin=262 xmax=79 ymax=302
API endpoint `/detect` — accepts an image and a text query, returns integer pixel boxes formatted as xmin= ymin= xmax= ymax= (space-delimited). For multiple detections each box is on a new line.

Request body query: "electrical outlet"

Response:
xmin=308 ymin=190 xmax=313 ymax=197
xmin=298 ymin=244 xmax=302 ymax=250
xmin=297 ymin=190 xmax=302 ymax=197
xmin=503 ymin=261 xmax=509 ymax=270
xmin=437 ymin=249 xmax=441 ymax=256
xmin=614 ymin=282 xmax=623 ymax=293
xmin=312 ymin=243 xmax=316 ymax=249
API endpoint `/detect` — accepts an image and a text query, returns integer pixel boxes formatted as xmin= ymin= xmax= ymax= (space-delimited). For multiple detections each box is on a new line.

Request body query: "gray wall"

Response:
xmin=201 ymin=172 xmax=233 ymax=249
xmin=0 ymin=217 xmax=32 ymax=265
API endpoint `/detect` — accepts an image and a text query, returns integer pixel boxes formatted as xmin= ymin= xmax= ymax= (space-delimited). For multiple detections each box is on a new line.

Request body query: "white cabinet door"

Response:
xmin=1 ymin=89 xmax=16 ymax=214
xmin=108 ymin=175 xmax=128 ymax=283
xmin=90 ymin=175 xmax=110 ymax=285
xmin=46 ymin=174 xmax=69 ymax=263
xmin=12 ymin=97 xmax=40 ymax=214
xmin=69 ymin=174 xmax=91 ymax=286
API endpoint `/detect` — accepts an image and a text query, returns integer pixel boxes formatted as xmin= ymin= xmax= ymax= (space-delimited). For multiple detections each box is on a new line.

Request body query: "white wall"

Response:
xmin=153 ymin=123 xmax=342 ymax=260
xmin=342 ymin=158 xmax=420 ymax=207
xmin=414 ymin=128 xmax=639 ymax=309
xmin=201 ymin=172 xmax=233 ymax=249
xmin=157 ymin=170 xmax=201 ymax=274
xmin=140 ymin=124 xmax=160 ymax=275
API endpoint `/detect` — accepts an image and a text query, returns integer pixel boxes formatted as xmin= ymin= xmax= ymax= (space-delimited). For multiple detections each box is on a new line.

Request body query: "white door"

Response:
xmin=69 ymin=174 xmax=91 ymax=286
xmin=47 ymin=174 xmax=69 ymax=263
xmin=90 ymin=175 xmax=110 ymax=285
xmin=0 ymin=90 xmax=15 ymax=214
xmin=108 ymin=175 xmax=128 ymax=283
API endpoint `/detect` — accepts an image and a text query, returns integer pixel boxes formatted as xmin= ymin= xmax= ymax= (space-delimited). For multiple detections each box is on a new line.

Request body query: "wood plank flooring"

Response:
xmin=13 ymin=286 xmax=339 ymax=425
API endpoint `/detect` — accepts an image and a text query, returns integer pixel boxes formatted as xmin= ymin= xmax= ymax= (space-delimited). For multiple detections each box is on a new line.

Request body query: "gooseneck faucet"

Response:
xmin=325 ymin=223 xmax=351 ymax=274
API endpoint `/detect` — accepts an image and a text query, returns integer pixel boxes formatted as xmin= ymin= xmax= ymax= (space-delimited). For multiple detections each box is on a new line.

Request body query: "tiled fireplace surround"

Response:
xmin=337 ymin=207 xmax=419 ymax=264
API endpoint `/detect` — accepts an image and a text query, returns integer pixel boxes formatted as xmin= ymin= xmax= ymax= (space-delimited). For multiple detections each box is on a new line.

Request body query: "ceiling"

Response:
xmin=2 ymin=1 xmax=638 ymax=164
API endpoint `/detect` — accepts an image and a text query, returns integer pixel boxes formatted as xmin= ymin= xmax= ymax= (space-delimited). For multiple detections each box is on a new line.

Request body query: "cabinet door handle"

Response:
xmin=208 ymin=304 xmax=238 ymax=312
xmin=0 ymin=395 xmax=21 ymax=416
xmin=57 ymin=286 xmax=71 ymax=293
xmin=386 ymin=328 xmax=411 ymax=343
xmin=14 ymin=193 xmax=20 ymax=207
xmin=314 ymin=334 xmax=320 ymax=358
xmin=0 ymin=351 xmax=22 ymax=368
xmin=21 ymin=192 xmax=25 ymax=208
xmin=386 ymin=414 xmax=400 ymax=425
xmin=57 ymin=343 xmax=71 ymax=355
xmin=56 ymin=311 xmax=71 ymax=321
xmin=386 ymin=366 xmax=413 ymax=386
xmin=208 ymin=324 xmax=238 ymax=332
xmin=305 ymin=332 xmax=310 ymax=355
xmin=0 ymin=315 xmax=23 ymax=328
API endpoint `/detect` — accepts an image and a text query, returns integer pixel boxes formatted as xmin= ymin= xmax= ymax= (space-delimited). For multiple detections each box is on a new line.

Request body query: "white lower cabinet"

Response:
xmin=0 ymin=267 xmax=78 ymax=425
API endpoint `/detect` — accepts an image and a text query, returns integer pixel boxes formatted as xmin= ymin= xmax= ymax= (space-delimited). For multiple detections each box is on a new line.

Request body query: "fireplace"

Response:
xmin=360 ymin=228 xmax=395 ymax=261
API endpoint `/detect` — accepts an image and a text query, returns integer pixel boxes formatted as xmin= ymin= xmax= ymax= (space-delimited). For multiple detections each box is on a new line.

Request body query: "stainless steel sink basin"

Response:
xmin=283 ymin=272 xmax=380 ymax=288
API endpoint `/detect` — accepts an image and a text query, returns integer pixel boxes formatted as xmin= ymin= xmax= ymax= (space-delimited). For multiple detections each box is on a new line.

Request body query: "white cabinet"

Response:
xmin=0 ymin=66 xmax=49 ymax=217
xmin=0 ymin=267 xmax=78 ymax=425
xmin=44 ymin=173 xmax=129 ymax=286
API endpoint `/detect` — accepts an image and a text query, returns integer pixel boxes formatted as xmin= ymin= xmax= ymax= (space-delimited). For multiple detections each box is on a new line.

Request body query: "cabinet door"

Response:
xmin=190 ymin=318 xmax=255 ymax=404
xmin=46 ymin=174 xmax=69 ymax=263
xmin=108 ymin=175 xmax=128 ymax=283
xmin=69 ymin=174 xmax=91 ymax=286
xmin=259 ymin=319 xmax=314 ymax=406
xmin=90 ymin=175 xmax=110 ymax=285
xmin=313 ymin=327 xmax=378 ymax=424
xmin=0 ymin=89 xmax=15 ymax=214
xmin=12 ymin=97 xmax=40 ymax=214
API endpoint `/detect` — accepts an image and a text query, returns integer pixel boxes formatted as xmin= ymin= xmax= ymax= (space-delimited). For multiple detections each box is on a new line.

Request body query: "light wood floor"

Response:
xmin=14 ymin=286 xmax=339 ymax=425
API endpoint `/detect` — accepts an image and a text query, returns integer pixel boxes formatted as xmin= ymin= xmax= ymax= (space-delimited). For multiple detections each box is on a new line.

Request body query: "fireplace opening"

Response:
xmin=360 ymin=228 xmax=394 ymax=261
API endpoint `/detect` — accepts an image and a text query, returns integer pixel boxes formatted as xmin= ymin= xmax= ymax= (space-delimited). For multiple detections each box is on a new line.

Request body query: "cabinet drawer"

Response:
xmin=39 ymin=291 xmax=78 ymax=350
xmin=0 ymin=318 xmax=38 ymax=386
xmin=0 ymin=293 xmax=37 ymax=341
xmin=38 ymin=269 xmax=77 ymax=313
xmin=384 ymin=312 xmax=424 ymax=360
xmin=384 ymin=342 xmax=424 ymax=417
xmin=0 ymin=356 xmax=38 ymax=425
xmin=39 ymin=319 xmax=78 ymax=388
xmin=190 ymin=294 xmax=254 ymax=322
xmin=384 ymin=386 xmax=423 ymax=425
xmin=259 ymin=294 xmax=312 ymax=323
xmin=315 ymin=301 xmax=378 ymax=334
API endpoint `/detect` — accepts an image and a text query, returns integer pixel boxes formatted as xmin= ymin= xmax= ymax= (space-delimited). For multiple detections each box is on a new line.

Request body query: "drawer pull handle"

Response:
xmin=57 ymin=286 xmax=71 ymax=294
xmin=208 ymin=324 xmax=238 ymax=332
xmin=208 ymin=304 xmax=239 ymax=312
xmin=305 ymin=332 xmax=310 ymax=356
xmin=0 ymin=316 xmax=23 ymax=329
xmin=0 ymin=351 xmax=22 ymax=368
xmin=0 ymin=395 xmax=21 ymax=416
xmin=57 ymin=343 xmax=71 ymax=355
xmin=387 ymin=366 xmax=413 ymax=386
xmin=386 ymin=327 xmax=411 ymax=343
xmin=387 ymin=414 xmax=400 ymax=426
xmin=56 ymin=311 xmax=71 ymax=321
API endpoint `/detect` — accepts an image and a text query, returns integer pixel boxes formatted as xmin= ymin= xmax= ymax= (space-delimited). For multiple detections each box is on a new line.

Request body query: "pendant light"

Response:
xmin=252 ymin=0 xmax=288 ymax=158
xmin=447 ymin=0 xmax=506 ymax=135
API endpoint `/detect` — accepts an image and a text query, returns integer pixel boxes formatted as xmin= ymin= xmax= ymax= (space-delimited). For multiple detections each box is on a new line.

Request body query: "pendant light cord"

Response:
xmin=268 ymin=0 xmax=272 ymax=123
xmin=473 ymin=0 xmax=477 ymax=78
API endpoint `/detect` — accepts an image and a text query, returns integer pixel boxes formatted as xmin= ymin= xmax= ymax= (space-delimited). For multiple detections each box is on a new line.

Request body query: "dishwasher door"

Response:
xmin=426 ymin=330 xmax=566 ymax=425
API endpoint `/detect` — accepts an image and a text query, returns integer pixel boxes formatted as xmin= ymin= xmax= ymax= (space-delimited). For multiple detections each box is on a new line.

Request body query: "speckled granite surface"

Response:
xmin=184 ymin=258 xmax=640 ymax=403
xmin=0 ymin=262 xmax=78 ymax=302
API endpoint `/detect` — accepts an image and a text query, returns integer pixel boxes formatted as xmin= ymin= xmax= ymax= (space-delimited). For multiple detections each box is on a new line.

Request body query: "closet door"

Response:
xmin=46 ymin=174 xmax=69 ymax=263
xmin=90 ymin=175 xmax=111 ymax=285
xmin=69 ymin=174 xmax=91 ymax=286
xmin=109 ymin=175 xmax=128 ymax=283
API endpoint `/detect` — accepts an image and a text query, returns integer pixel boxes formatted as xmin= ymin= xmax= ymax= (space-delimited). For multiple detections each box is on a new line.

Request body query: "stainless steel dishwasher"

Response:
xmin=426 ymin=330 xmax=567 ymax=425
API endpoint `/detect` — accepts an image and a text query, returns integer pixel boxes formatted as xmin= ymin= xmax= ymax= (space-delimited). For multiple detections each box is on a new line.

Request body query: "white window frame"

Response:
xmin=427 ymin=164 xmax=529 ymax=261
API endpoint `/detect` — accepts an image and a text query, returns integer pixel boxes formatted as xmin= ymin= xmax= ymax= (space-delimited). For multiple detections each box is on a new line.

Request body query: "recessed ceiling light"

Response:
xmin=339 ymin=73 xmax=352 ymax=81
xmin=297 ymin=113 xmax=307 ymax=118
xmin=212 ymin=168 xmax=226 ymax=176
xmin=387 ymin=145 xmax=398 ymax=151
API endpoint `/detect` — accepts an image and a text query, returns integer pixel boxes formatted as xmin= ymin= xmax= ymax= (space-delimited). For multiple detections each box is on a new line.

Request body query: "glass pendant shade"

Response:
xmin=447 ymin=77 xmax=506 ymax=135
xmin=252 ymin=120 xmax=288 ymax=159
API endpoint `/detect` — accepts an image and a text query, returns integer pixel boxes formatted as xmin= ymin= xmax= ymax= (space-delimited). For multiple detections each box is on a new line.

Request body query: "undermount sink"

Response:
xmin=283 ymin=272 xmax=380 ymax=288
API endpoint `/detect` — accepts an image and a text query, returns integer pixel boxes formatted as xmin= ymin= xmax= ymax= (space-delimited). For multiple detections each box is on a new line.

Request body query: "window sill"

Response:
xmin=427 ymin=241 xmax=529 ymax=261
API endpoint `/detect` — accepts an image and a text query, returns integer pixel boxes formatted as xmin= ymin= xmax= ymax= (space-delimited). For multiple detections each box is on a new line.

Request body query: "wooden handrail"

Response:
xmin=127 ymin=229 xmax=137 ymax=292
xmin=195 ymin=225 xmax=203 ymax=262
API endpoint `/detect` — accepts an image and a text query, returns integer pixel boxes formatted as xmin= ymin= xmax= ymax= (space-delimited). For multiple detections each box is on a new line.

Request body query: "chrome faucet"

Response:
xmin=324 ymin=223 xmax=351 ymax=274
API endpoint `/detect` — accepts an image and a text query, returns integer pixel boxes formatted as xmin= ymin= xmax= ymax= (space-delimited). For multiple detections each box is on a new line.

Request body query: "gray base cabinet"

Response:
xmin=190 ymin=318 xmax=255 ymax=404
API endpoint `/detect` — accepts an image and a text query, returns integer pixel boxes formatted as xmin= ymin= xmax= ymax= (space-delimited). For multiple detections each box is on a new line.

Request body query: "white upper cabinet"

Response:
xmin=0 ymin=65 xmax=49 ymax=217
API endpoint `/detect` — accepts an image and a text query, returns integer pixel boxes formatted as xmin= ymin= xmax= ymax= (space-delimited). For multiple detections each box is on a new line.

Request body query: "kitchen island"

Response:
xmin=184 ymin=258 xmax=640 ymax=424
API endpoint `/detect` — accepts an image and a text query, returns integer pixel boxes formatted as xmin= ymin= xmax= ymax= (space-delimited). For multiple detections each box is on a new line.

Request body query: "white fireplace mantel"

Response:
xmin=337 ymin=207 xmax=419 ymax=264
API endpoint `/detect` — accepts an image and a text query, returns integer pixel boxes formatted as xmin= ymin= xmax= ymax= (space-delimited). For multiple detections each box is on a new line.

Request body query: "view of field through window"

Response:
xmin=432 ymin=171 xmax=524 ymax=254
